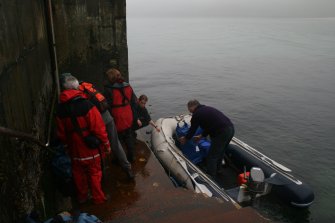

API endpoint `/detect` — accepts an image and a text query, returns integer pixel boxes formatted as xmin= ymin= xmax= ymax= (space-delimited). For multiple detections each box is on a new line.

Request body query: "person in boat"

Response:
xmin=56 ymin=75 xmax=110 ymax=204
xmin=179 ymin=99 xmax=235 ymax=178
xmin=59 ymin=73 xmax=135 ymax=180
xmin=103 ymin=68 xmax=138 ymax=163
xmin=132 ymin=94 xmax=160 ymax=133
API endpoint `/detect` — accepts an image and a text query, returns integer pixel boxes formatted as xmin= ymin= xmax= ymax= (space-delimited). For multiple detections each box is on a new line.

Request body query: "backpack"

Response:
xmin=51 ymin=144 xmax=74 ymax=197
xmin=78 ymin=82 xmax=108 ymax=112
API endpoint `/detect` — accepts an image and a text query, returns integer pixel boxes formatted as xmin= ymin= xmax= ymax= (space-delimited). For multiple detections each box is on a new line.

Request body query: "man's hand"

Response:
xmin=137 ymin=119 xmax=143 ymax=127
xmin=193 ymin=134 xmax=202 ymax=143
xmin=179 ymin=136 xmax=186 ymax=145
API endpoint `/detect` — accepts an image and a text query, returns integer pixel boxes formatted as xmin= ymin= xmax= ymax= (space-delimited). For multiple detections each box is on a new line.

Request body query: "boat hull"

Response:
xmin=226 ymin=140 xmax=314 ymax=207
xmin=151 ymin=116 xmax=239 ymax=207
xmin=152 ymin=114 xmax=314 ymax=208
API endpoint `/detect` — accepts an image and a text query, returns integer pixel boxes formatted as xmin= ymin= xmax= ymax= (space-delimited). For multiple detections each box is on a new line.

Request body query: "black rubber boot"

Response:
xmin=125 ymin=168 xmax=135 ymax=180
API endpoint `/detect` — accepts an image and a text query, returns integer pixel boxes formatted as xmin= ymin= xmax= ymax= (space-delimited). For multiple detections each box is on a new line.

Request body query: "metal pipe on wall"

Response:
xmin=46 ymin=0 xmax=61 ymax=100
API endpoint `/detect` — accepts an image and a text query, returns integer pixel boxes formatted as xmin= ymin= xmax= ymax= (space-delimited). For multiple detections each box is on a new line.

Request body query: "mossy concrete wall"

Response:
xmin=0 ymin=0 xmax=54 ymax=221
xmin=0 ymin=0 xmax=128 ymax=221
xmin=53 ymin=0 xmax=128 ymax=89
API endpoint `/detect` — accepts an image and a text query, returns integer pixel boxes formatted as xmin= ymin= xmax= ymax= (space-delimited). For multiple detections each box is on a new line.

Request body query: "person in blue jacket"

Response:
xmin=179 ymin=99 xmax=235 ymax=178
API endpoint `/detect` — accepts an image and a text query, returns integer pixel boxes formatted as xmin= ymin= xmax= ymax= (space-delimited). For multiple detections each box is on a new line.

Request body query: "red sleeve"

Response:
xmin=86 ymin=106 xmax=110 ymax=146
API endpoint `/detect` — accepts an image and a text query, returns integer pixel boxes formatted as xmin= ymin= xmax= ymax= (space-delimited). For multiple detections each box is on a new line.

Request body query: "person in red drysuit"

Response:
xmin=56 ymin=75 xmax=111 ymax=204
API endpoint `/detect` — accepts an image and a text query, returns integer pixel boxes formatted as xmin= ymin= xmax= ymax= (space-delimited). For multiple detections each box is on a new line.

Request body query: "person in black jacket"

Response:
xmin=179 ymin=99 xmax=234 ymax=178
xmin=133 ymin=95 xmax=160 ymax=133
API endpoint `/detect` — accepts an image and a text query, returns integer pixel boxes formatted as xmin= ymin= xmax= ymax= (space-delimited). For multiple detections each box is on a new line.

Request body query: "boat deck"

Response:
xmin=79 ymin=131 xmax=271 ymax=223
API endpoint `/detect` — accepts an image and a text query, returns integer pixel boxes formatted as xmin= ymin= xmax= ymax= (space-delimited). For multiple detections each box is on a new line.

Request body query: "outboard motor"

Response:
xmin=228 ymin=167 xmax=272 ymax=204
xmin=248 ymin=167 xmax=266 ymax=194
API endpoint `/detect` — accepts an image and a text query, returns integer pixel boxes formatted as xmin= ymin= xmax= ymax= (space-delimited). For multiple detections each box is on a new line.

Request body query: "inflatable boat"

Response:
xmin=151 ymin=114 xmax=314 ymax=208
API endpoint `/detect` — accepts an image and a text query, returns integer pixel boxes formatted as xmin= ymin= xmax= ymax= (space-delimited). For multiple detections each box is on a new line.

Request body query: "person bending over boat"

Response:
xmin=133 ymin=94 xmax=160 ymax=133
xmin=179 ymin=99 xmax=235 ymax=178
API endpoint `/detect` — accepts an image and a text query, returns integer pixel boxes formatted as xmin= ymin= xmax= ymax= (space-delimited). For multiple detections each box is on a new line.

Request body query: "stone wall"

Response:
xmin=0 ymin=0 xmax=128 ymax=221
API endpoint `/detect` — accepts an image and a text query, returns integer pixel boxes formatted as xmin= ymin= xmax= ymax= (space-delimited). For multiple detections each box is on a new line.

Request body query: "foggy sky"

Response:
xmin=128 ymin=0 xmax=335 ymax=18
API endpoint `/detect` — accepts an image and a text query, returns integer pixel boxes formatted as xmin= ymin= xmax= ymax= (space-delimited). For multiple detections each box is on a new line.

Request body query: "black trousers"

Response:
xmin=118 ymin=128 xmax=136 ymax=161
xmin=206 ymin=126 xmax=235 ymax=177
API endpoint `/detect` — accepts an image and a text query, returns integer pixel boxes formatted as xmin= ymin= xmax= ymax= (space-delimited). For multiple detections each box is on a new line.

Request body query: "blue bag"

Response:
xmin=51 ymin=146 xmax=72 ymax=180
xmin=176 ymin=121 xmax=190 ymax=137
xmin=51 ymin=144 xmax=74 ymax=196
xmin=198 ymin=138 xmax=211 ymax=157
xmin=76 ymin=213 xmax=102 ymax=223
xmin=43 ymin=212 xmax=102 ymax=223
xmin=176 ymin=122 xmax=211 ymax=164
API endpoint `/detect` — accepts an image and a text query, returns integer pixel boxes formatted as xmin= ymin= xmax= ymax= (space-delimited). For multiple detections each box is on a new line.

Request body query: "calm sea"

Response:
xmin=127 ymin=17 xmax=335 ymax=223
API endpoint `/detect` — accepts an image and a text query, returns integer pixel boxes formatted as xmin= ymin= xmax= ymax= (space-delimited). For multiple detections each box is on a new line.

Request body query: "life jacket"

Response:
xmin=104 ymin=82 xmax=134 ymax=132
xmin=57 ymin=89 xmax=109 ymax=158
xmin=78 ymin=82 xmax=108 ymax=113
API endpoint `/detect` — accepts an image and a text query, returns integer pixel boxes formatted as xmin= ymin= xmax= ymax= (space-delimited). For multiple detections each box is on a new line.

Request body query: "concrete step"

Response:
xmin=79 ymin=139 xmax=271 ymax=223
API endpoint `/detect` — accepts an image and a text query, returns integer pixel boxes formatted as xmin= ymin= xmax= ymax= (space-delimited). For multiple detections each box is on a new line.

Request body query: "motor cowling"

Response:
xmin=247 ymin=167 xmax=266 ymax=194
xmin=232 ymin=167 xmax=271 ymax=204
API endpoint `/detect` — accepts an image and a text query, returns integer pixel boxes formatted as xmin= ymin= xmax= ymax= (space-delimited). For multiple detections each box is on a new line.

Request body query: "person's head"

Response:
xmin=105 ymin=68 xmax=123 ymax=83
xmin=59 ymin=73 xmax=74 ymax=89
xmin=138 ymin=94 xmax=148 ymax=108
xmin=187 ymin=99 xmax=200 ymax=113
xmin=62 ymin=75 xmax=79 ymax=90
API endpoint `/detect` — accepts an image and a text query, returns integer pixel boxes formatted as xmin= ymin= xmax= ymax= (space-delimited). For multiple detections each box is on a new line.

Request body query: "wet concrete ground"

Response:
xmin=79 ymin=133 xmax=271 ymax=223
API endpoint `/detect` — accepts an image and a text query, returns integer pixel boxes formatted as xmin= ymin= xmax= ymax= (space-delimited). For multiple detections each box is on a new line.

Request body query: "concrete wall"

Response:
xmin=0 ymin=0 xmax=54 ymax=221
xmin=53 ymin=0 xmax=128 ymax=89
xmin=0 ymin=0 xmax=128 ymax=221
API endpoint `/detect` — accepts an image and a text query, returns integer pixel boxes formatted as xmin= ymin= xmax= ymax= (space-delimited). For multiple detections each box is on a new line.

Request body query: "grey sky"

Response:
xmin=128 ymin=0 xmax=335 ymax=18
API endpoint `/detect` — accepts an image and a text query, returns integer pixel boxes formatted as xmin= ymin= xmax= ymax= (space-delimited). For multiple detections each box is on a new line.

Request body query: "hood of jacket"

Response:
xmin=59 ymin=89 xmax=85 ymax=103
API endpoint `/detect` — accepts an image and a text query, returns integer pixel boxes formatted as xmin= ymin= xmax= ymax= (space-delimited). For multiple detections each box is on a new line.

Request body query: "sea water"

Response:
xmin=128 ymin=17 xmax=335 ymax=223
